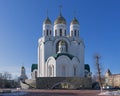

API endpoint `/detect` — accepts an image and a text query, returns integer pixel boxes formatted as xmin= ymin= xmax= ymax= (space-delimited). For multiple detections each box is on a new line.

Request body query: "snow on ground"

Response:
xmin=99 ymin=91 xmax=120 ymax=96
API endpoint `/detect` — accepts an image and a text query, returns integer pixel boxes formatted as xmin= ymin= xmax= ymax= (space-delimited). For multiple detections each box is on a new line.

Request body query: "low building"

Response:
xmin=105 ymin=69 xmax=120 ymax=88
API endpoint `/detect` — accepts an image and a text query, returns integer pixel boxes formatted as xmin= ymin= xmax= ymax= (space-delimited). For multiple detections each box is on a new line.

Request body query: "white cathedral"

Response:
xmin=37 ymin=11 xmax=85 ymax=78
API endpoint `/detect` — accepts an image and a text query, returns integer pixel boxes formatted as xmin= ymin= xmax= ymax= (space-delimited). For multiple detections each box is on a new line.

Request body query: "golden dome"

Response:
xmin=43 ymin=17 xmax=52 ymax=24
xmin=70 ymin=17 xmax=79 ymax=25
xmin=54 ymin=14 xmax=66 ymax=25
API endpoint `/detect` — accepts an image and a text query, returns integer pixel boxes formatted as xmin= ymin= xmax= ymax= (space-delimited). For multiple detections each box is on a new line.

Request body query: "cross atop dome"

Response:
xmin=43 ymin=10 xmax=52 ymax=25
xmin=59 ymin=5 xmax=62 ymax=16
xmin=54 ymin=5 xmax=66 ymax=25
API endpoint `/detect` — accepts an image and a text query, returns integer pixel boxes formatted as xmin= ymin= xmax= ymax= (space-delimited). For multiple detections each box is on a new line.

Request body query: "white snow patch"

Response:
xmin=99 ymin=91 xmax=120 ymax=96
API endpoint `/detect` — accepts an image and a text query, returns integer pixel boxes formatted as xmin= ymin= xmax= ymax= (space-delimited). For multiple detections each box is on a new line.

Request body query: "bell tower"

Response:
xmin=70 ymin=17 xmax=80 ymax=37
xmin=43 ymin=15 xmax=52 ymax=37
xmin=54 ymin=7 xmax=67 ymax=37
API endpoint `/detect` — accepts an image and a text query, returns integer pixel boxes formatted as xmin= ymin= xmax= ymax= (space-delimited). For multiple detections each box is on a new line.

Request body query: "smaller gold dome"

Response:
xmin=43 ymin=17 xmax=52 ymax=24
xmin=54 ymin=15 xmax=66 ymax=25
xmin=70 ymin=17 xmax=79 ymax=25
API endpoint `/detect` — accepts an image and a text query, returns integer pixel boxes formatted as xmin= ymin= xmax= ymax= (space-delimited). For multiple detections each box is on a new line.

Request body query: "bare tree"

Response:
xmin=94 ymin=54 xmax=103 ymax=92
xmin=0 ymin=73 xmax=3 ymax=88
xmin=0 ymin=72 xmax=12 ymax=88
xmin=3 ymin=72 xmax=12 ymax=80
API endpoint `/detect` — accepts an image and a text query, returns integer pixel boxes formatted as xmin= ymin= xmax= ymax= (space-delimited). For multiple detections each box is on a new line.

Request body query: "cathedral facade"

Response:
xmin=38 ymin=12 xmax=85 ymax=78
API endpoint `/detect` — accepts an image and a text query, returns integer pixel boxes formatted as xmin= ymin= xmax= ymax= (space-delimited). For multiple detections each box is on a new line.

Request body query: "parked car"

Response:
xmin=113 ymin=86 xmax=120 ymax=90
xmin=103 ymin=86 xmax=113 ymax=90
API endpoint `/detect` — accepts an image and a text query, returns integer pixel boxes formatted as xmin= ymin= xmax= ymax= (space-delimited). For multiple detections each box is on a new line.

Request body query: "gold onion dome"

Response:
xmin=54 ymin=14 xmax=66 ymax=25
xmin=70 ymin=17 xmax=79 ymax=25
xmin=59 ymin=40 xmax=65 ymax=45
xmin=43 ymin=17 xmax=52 ymax=24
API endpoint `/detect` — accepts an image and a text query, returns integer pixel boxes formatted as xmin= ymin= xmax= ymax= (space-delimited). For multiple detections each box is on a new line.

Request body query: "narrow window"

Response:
xmin=50 ymin=30 xmax=51 ymax=35
xmin=65 ymin=30 xmax=66 ymax=36
xmin=60 ymin=29 xmax=62 ymax=36
xmin=71 ymin=31 xmax=73 ymax=36
xmin=74 ymin=67 xmax=77 ymax=76
xmin=74 ymin=30 xmax=76 ymax=36
xmin=47 ymin=29 xmax=48 ymax=36
xmin=78 ymin=30 xmax=79 ymax=36
xmin=55 ymin=30 xmax=57 ymax=36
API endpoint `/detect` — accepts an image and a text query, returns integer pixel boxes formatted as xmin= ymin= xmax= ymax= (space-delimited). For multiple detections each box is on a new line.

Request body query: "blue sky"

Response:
xmin=0 ymin=0 xmax=120 ymax=79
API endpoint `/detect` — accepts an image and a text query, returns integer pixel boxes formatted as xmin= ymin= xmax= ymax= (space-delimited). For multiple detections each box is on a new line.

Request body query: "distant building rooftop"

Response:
xmin=85 ymin=64 xmax=90 ymax=72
